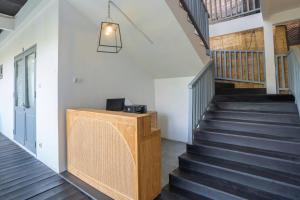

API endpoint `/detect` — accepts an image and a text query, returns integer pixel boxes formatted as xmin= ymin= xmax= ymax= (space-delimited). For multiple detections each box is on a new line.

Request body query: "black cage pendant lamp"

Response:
xmin=97 ymin=1 xmax=122 ymax=53
xmin=97 ymin=0 xmax=154 ymax=53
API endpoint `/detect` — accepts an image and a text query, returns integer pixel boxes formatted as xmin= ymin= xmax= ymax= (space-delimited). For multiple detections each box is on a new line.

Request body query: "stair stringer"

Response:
xmin=165 ymin=0 xmax=210 ymax=66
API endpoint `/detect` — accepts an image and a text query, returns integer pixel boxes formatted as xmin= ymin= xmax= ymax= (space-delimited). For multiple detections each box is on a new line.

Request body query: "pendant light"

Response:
xmin=97 ymin=0 xmax=154 ymax=53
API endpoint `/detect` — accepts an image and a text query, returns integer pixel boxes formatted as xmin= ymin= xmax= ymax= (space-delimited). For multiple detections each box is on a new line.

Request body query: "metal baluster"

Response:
xmin=196 ymin=80 xmax=199 ymax=125
xmin=225 ymin=0 xmax=228 ymax=17
xmin=235 ymin=51 xmax=238 ymax=79
xmin=257 ymin=52 xmax=261 ymax=82
xmin=214 ymin=51 xmax=218 ymax=78
xmin=235 ymin=0 xmax=238 ymax=15
xmin=281 ymin=56 xmax=286 ymax=90
xmin=247 ymin=0 xmax=250 ymax=12
xmin=192 ymin=86 xmax=196 ymax=129
xmin=210 ymin=0 xmax=213 ymax=20
xmin=252 ymin=51 xmax=254 ymax=81
xmin=219 ymin=0 xmax=222 ymax=19
xmin=246 ymin=51 xmax=249 ymax=80
xmin=224 ymin=51 xmax=227 ymax=78
xmin=214 ymin=0 xmax=218 ymax=21
xmin=220 ymin=51 xmax=223 ymax=77
xmin=240 ymin=51 xmax=243 ymax=80
xmin=230 ymin=0 xmax=233 ymax=16
xmin=199 ymin=79 xmax=203 ymax=122
xmin=275 ymin=56 xmax=279 ymax=93
xmin=229 ymin=51 xmax=232 ymax=79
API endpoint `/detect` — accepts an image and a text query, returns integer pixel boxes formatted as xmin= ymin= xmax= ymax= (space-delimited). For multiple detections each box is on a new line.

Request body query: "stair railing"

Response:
xmin=212 ymin=50 xmax=265 ymax=85
xmin=287 ymin=49 xmax=300 ymax=115
xmin=180 ymin=0 xmax=210 ymax=50
xmin=275 ymin=54 xmax=289 ymax=93
xmin=188 ymin=61 xmax=215 ymax=144
xmin=204 ymin=0 xmax=261 ymax=23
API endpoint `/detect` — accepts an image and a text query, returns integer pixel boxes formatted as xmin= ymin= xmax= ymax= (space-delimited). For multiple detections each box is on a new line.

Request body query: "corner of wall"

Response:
xmin=164 ymin=0 xmax=210 ymax=66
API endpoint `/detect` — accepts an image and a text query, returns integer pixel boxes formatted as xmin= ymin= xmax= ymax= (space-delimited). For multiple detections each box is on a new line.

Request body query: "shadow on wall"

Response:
xmin=0 ymin=115 xmax=2 ymax=132
xmin=158 ymin=113 xmax=169 ymax=139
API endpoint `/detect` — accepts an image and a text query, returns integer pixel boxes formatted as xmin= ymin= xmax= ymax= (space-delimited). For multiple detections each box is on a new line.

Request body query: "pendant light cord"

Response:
xmin=108 ymin=0 xmax=154 ymax=44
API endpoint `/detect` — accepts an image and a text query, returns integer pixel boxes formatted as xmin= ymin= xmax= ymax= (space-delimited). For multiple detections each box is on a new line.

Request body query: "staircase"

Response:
xmin=158 ymin=84 xmax=300 ymax=200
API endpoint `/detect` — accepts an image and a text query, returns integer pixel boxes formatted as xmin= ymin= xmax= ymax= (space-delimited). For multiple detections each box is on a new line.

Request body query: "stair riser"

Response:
xmin=179 ymin=158 xmax=300 ymax=199
xmin=169 ymin=174 xmax=244 ymax=200
xmin=216 ymin=103 xmax=298 ymax=113
xmin=187 ymin=145 xmax=300 ymax=176
xmin=215 ymin=88 xmax=266 ymax=95
xmin=194 ymin=133 xmax=300 ymax=155
xmin=215 ymin=82 xmax=235 ymax=89
xmin=214 ymin=95 xmax=295 ymax=102
xmin=206 ymin=112 xmax=300 ymax=125
xmin=201 ymin=121 xmax=300 ymax=138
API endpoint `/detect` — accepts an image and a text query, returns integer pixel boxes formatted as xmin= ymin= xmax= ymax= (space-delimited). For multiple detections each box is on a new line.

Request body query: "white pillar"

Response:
xmin=263 ymin=21 xmax=277 ymax=94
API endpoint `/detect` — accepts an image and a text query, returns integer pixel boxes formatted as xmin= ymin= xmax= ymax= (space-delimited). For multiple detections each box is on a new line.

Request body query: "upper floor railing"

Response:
xmin=188 ymin=61 xmax=215 ymax=144
xmin=180 ymin=0 xmax=210 ymax=49
xmin=287 ymin=49 xmax=300 ymax=115
xmin=204 ymin=0 xmax=261 ymax=23
xmin=275 ymin=54 xmax=289 ymax=93
xmin=212 ymin=50 xmax=265 ymax=84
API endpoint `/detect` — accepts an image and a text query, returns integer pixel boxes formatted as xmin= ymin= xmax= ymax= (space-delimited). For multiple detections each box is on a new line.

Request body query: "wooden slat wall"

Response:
xmin=211 ymin=26 xmax=289 ymax=88
xmin=274 ymin=25 xmax=289 ymax=54
xmin=210 ymin=27 xmax=288 ymax=52
xmin=210 ymin=28 xmax=264 ymax=51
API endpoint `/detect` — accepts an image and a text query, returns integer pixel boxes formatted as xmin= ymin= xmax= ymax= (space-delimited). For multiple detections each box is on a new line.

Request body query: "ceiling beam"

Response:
xmin=0 ymin=13 xmax=15 ymax=31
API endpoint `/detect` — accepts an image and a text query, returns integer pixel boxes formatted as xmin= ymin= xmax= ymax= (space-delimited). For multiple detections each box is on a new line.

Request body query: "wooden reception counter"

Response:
xmin=67 ymin=109 xmax=161 ymax=200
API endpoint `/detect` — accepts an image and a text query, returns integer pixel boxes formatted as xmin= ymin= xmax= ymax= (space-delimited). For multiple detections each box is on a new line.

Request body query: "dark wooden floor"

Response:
xmin=0 ymin=133 xmax=91 ymax=200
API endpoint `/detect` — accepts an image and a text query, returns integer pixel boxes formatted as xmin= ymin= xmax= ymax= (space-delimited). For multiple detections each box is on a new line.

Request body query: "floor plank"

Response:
xmin=0 ymin=134 xmax=91 ymax=200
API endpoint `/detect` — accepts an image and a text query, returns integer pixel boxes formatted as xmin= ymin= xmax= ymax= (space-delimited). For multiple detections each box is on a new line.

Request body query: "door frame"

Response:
xmin=13 ymin=45 xmax=37 ymax=154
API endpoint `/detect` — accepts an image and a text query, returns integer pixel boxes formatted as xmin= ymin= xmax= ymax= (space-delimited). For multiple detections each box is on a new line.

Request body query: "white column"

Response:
xmin=263 ymin=21 xmax=277 ymax=94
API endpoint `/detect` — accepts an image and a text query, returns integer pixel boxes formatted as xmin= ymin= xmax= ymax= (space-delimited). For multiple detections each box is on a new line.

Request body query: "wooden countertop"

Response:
xmin=68 ymin=108 xmax=151 ymax=118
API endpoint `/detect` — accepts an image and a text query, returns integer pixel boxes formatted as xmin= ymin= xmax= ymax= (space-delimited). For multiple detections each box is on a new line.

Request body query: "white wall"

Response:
xmin=57 ymin=0 xmax=156 ymax=172
xmin=65 ymin=0 xmax=206 ymax=79
xmin=0 ymin=0 xmax=60 ymax=172
xmin=268 ymin=7 xmax=300 ymax=25
xmin=155 ymin=77 xmax=193 ymax=143
xmin=0 ymin=0 xmax=207 ymax=173
xmin=209 ymin=13 xmax=263 ymax=37
xmin=165 ymin=0 xmax=210 ymax=67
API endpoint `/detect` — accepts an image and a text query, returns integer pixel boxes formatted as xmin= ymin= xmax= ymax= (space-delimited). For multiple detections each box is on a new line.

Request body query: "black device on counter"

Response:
xmin=106 ymin=98 xmax=125 ymax=111
xmin=124 ymin=105 xmax=147 ymax=114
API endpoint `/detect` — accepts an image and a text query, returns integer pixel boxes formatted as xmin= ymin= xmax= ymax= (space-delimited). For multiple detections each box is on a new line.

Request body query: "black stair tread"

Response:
xmin=208 ymin=109 xmax=300 ymax=118
xmin=156 ymin=185 xmax=211 ymax=200
xmin=204 ymin=117 xmax=300 ymax=128
xmin=171 ymin=168 xmax=289 ymax=200
xmin=216 ymin=101 xmax=297 ymax=106
xmin=192 ymin=140 xmax=300 ymax=163
xmin=196 ymin=128 xmax=300 ymax=142
xmin=180 ymin=153 xmax=300 ymax=187
xmin=214 ymin=108 xmax=299 ymax=115
xmin=214 ymin=101 xmax=299 ymax=114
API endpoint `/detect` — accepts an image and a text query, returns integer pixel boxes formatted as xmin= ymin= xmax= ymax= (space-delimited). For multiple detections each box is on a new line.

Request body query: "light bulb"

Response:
xmin=105 ymin=25 xmax=113 ymax=36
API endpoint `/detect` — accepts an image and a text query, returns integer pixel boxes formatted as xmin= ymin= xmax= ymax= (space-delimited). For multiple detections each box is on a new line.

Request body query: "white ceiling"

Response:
xmin=66 ymin=0 xmax=204 ymax=79
xmin=261 ymin=0 xmax=300 ymax=20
